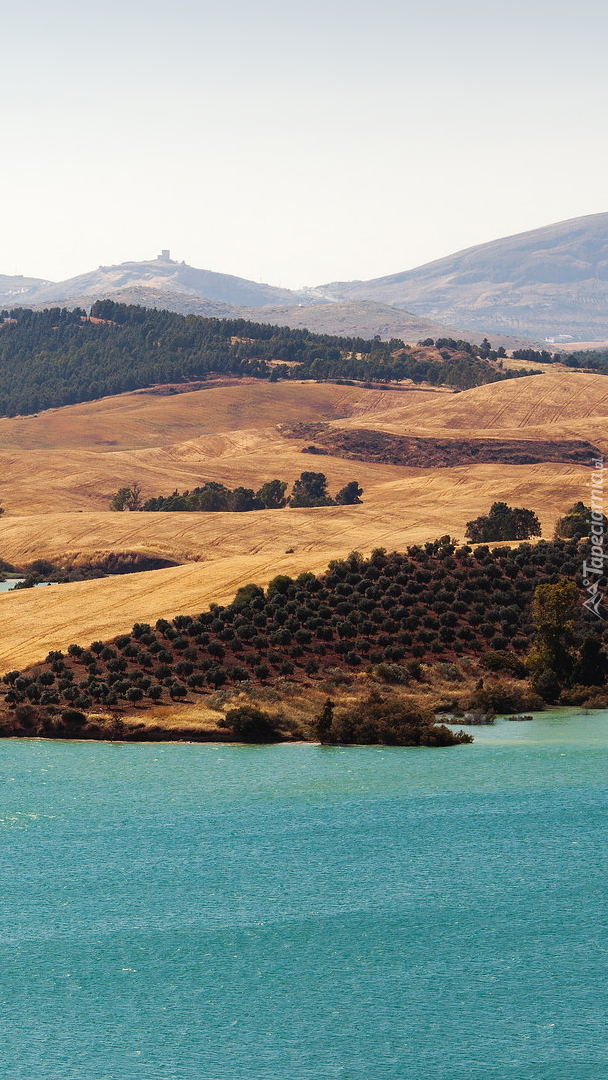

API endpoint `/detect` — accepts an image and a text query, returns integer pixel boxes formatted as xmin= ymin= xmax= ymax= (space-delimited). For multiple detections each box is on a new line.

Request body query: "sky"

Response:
xmin=1 ymin=0 xmax=607 ymax=288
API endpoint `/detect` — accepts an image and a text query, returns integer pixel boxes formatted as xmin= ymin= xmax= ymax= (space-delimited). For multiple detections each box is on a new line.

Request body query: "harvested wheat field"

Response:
xmin=0 ymin=380 xmax=445 ymax=514
xmin=0 ymin=371 xmax=596 ymax=669
xmin=0 ymin=464 xmax=586 ymax=569
xmin=335 ymin=369 xmax=608 ymax=446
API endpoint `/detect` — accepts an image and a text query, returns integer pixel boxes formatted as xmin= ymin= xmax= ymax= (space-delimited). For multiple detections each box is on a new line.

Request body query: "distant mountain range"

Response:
xmin=3 ymin=214 xmax=608 ymax=343
xmin=0 ymin=254 xmax=495 ymax=345
xmin=320 ymin=212 xmax=608 ymax=342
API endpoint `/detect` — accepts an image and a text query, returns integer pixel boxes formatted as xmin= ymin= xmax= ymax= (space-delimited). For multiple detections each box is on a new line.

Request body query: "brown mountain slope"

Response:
xmin=319 ymin=212 xmax=608 ymax=341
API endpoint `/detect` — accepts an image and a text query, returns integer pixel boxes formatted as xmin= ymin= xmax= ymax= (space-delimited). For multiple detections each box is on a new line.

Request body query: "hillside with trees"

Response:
xmin=1 ymin=534 xmax=605 ymax=741
xmin=0 ymin=302 xmax=539 ymax=418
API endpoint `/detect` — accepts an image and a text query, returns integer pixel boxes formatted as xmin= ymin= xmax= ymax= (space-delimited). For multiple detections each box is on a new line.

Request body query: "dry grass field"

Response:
xmin=335 ymin=370 xmax=608 ymax=445
xmin=0 ymin=370 xmax=599 ymax=670
xmin=0 ymin=380 xmax=441 ymax=514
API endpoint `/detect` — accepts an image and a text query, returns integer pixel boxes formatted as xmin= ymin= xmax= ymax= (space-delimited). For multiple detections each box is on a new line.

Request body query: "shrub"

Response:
xmin=61 ymin=709 xmax=87 ymax=728
xmin=40 ymin=691 xmax=60 ymax=705
xmin=228 ymin=666 xmax=250 ymax=682
xmin=328 ymin=696 xmax=472 ymax=746
xmin=376 ymin=663 xmax=409 ymax=685
xmin=14 ymin=704 xmax=39 ymax=726
xmin=173 ymin=660 xmax=194 ymax=677
xmin=218 ymin=706 xmax=281 ymax=742
xmin=315 ymin=699 xmax=335 ymax=743
xmin=406 ymin=659 xmax=422 ymax=680
xmin=469 ymin=680 xmax=531 ymax=714
xmin=437 ymin=662 xmax=461 ymax=682
xmin=531 ymin=669 xmax=561 ymax=704
xmin=232 ymin=583 xmax=265 ymax=609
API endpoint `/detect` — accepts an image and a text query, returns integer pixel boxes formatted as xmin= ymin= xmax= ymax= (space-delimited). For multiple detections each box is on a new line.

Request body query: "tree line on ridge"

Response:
xmin=0 ymin=302 xmax=541 ymax=417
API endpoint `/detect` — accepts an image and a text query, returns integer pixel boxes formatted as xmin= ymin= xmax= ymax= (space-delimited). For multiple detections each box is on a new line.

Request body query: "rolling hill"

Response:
xmin=0 ymin=369 xmax=600 ymax=670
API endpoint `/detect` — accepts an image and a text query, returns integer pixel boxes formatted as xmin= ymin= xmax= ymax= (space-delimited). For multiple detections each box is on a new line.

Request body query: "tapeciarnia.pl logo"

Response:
xmin=582 ymin=457 xmax=605 ymax=619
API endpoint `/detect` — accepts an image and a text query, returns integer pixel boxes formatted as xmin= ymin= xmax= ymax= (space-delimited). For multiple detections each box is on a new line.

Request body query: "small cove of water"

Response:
xmin=1 ymin=711 xmax=607 ymax=1079
xmin=0 ymin=579 xmax=55 ymax=592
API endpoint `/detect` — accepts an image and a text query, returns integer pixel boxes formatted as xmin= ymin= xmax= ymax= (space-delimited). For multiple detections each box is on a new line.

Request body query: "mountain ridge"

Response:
xmin=3 ymin=212 xmax=608 ymax=341
xmin=0 ymin=256 xmax=303 ymax=310
xmin=318 ymin=212 xmax=608 ymax=340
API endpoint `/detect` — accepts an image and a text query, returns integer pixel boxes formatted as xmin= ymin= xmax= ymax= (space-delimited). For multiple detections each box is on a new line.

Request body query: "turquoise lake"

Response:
xmin=1 ymin=712 xmax=607 ymax=1079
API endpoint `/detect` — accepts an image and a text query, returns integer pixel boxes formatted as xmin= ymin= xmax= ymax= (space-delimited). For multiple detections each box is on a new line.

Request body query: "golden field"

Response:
xmin=0 ymin=370 xmax=599 ymax=670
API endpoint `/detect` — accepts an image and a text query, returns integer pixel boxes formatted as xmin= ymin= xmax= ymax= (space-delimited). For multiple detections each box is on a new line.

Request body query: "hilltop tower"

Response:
xmin=158 ymin=249 xmax=171 ymax=261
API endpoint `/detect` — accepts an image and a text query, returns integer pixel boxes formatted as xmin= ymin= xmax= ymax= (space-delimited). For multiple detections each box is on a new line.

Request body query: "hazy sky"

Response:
xmin=2 ymin=0 xmax=607 ymax=287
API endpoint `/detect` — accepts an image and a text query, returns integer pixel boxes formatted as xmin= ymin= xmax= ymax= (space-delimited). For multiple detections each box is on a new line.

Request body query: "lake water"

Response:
xmin=1 ymin=712 xmax=607 ymax=1079
xmin=0 ymin=579 xmax=54 ymax=592
xmin=0 ymin=578 xmax=26 ymax=592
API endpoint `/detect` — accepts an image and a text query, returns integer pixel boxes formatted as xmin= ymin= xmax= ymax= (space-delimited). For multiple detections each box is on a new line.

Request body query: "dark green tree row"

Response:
xmin=511 ymin=345 xmax=608 ymax=372
xmin=420 ymin=336 xmax=507 ymax=361
xmin=0 ymin=301 xmax=539 ymax=417
xmin=111 ymin=473 xmax=363 ymax=512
